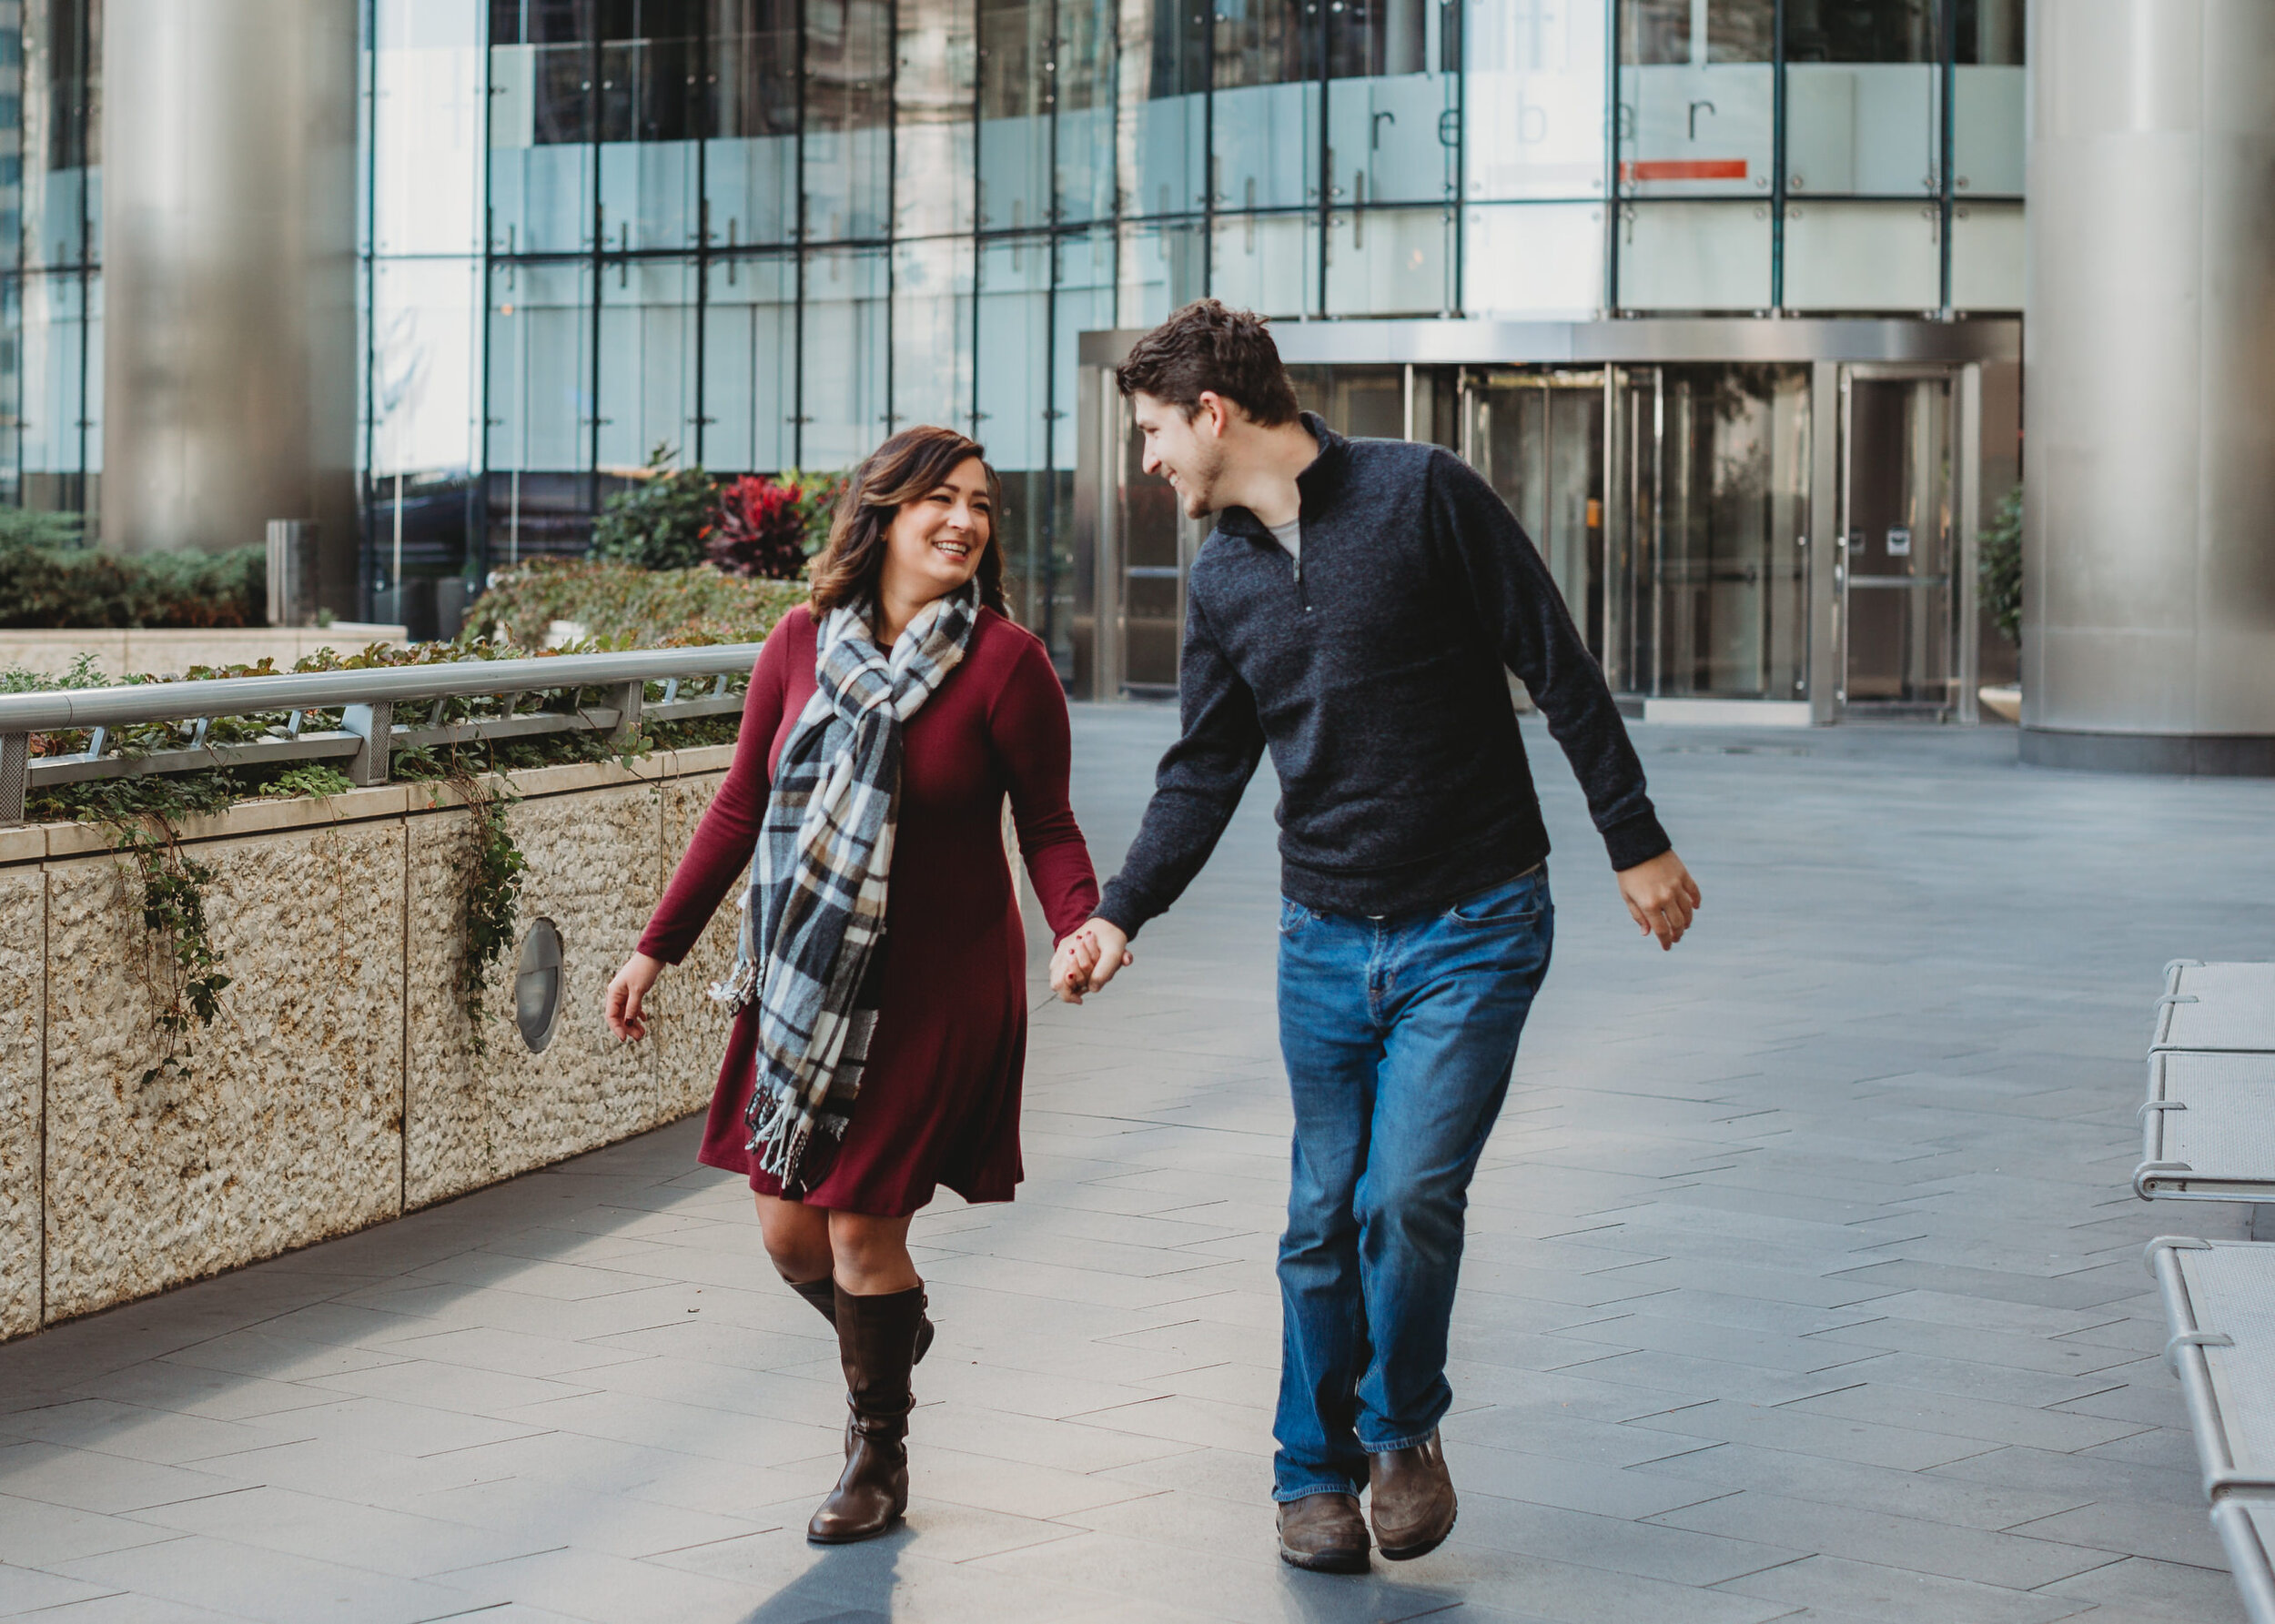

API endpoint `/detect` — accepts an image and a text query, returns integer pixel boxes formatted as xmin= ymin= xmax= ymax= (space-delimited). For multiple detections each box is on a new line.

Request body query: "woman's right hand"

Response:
xmin=607 ymin=952 xmax=665 ymax=1041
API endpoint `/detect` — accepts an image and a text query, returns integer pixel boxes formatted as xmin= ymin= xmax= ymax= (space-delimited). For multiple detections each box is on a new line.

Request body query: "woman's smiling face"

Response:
xmin=881 ymin=455 xmax=993 ymax=604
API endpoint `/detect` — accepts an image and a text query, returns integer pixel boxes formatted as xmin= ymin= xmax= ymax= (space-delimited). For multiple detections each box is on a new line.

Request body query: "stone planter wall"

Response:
xmin=0 ymin=622 xmax=410 ymax=679
xmin=0 ymin=745 xmax=742 ymax=1339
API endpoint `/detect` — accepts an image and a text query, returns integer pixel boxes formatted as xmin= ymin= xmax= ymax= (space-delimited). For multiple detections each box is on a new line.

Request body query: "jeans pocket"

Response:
xmin=1445 ymin=872 xmax=1547 ymax=928
xmin=1279 ymin=898 xmax=1319 ymax=935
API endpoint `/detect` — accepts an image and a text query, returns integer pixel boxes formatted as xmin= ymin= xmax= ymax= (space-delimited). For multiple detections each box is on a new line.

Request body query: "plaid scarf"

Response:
xmin=710 ymin=584 xmax=980 ymax=1196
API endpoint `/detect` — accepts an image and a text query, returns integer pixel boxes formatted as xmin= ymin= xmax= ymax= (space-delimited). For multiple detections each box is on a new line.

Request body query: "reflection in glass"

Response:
xmin=1126 ymin=0 xmax=1207 ymax=221
xmin=374 ymin=1 xmax=482 ymax=257
xmin=1056 ymin=0 xmax=1117 ymax=224
xmin=978 ymin=0 xmax=1051 ymax=235
xmin=805 ymin=0 xmax=893 ymax=241
xmin=706 ymin=0 xmax=800 ymax=247
xmin=895 ymin=0 xmax=976 ymax=238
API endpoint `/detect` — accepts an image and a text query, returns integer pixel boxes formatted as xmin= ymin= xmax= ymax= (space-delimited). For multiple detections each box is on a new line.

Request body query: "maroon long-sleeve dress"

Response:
xmin=638 ymin=604 xmax=1099 ymax=1216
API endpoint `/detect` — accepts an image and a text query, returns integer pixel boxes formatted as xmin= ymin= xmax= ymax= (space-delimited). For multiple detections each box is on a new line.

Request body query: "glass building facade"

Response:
xmin=0 ymin=0 xmax=2023 ymax=700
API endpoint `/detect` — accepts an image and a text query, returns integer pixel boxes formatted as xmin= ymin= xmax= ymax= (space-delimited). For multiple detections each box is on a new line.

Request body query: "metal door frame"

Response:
xmin=1835 ymin=362 xmax=1973 ymax=721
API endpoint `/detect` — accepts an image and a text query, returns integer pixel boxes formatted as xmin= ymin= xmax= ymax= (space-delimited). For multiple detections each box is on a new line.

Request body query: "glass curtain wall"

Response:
xmin=0 ymin=1 xmax=2023 ymax=660
xmin=0 ymin=0 xmax=101 ymax=527
xmin=1612 ymin=0 xmax=2024 ymax=313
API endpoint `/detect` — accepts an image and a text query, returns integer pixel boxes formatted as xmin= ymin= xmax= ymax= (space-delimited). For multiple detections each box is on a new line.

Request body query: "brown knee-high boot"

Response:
xmin=806 ymin=1283 xmax=925 ymax=1544
xmin=786 ymin=1276 xmax=935 ymax=1365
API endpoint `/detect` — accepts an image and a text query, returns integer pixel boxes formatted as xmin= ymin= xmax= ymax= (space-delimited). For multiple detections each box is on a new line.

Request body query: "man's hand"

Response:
xmin=1051 ymin=918 xmax=1133 ymax=1004
xmin=1617 ymin=851 xmax=1700 ymax=952
xmin=606 ymin=951 xmax=665 ymax=1040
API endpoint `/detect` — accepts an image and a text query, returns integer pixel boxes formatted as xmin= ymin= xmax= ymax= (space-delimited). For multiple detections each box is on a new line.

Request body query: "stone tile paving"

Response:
xmin=2 ymin=707 xmax=2271 ymax=1622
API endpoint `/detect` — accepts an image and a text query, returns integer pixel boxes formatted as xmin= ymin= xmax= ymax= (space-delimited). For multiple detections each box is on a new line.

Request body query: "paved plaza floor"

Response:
xmin=5 ymin=707 xmax=2274 ymax=1623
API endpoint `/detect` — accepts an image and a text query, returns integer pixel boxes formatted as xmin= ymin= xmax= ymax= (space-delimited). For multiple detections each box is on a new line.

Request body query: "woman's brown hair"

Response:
xmin=808 ymin=425 xmax=1006 ymax=616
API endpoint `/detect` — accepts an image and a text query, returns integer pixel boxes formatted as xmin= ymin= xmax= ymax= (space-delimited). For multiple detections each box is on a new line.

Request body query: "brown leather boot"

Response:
xmin=787 ymin=1276 xmax=935 ymax=1365
xmin=805 ymin=1283 xmax=925 ymax=1544
xmin=1276 ymin=1492 xmax=1370 ymax=1573
xmin=1368 ymin=1429 xmax=1456 ymax=1559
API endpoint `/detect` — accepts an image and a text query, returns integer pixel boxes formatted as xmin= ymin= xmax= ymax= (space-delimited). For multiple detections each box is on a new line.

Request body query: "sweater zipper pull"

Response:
xmin=1294 ymin=551 xmax=1309 ymax=610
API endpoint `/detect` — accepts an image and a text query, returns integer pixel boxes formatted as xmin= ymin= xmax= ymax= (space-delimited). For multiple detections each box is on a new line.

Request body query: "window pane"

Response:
xmin=1463 ymin=202 xmax=1603 ymax=316
xmin=595 ymin=257 xmax=699 ymax=471
xmin=705 ymin=1 xmax=799 ymax=247
xmin=600 ymin=137 xmax=699 ymax=251
xmin=1782 ymin=199 xmax=1938 ymax=309
xmin=1948 ymin=201 xmax=2020 ymax=311
xmin=1784 ymin=64 xmax=1937 ymax=196
xmin=800 ymin=247 xmax=887 ymax=468
xmin=700 ymin=253 xmax=797 ymax=474
xmin=1117 ymin=220 xmax=1207 ymax=328
xmin=490 ymin=39 xmax=596 ymax=254
xmin=1953 ymin=66 xmax=2023 ymax=197
xmin=1465 ymin=0 xmax=1605 ymax=201
xmin=1785 ymin=0 xmax=1936 ymax=63
xmin=805 ymin=0 xmax=892 ymax=241
xmin=486 ymin=257 xmax=594 ymax=476
xmin=1057 ymin=0 xmax=1117 ymax=224
xmin=372 ymin=256 xmax=482 ymax=479
xmin=978 ymin=0 xmax=1047 ymax=234
xmin=892 ymin=235 xmax=973 ymax=436
xmin=1209 ymin=209 xmax=1314 ymax=318
xmin=1325 ymin=204 xmax=1449 ymax=317
xmin=373 ymin=0 xmax=483 ymax=257
xmin=1617 ymin=200 xmax=1768 ymax=310
xmin=896 ymin=0 xmax=976 ymax=238
xmin=1618 ymin=0 xmax=1773 ymax=203
xmin=1956 ymin=0 xmax=2022 ymax=65
xmin=1124 ymin=0 xmax=1206 ymax=218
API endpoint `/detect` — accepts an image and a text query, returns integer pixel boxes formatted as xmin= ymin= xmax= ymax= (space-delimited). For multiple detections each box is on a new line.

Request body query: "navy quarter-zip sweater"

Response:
xmin=1095 ymin=414 xmax=1671 ymax=936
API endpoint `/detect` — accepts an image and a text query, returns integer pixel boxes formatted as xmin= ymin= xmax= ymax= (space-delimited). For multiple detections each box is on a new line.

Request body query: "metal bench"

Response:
xmin=2156 ymin=962 xmax=2275 ymax=1054
xmin=2146 ymin=1236 xmax=2275 ymax=1622
xmin=2138 ymin=1052 xmax=2275 ymax=1202
xmin=2214 ymin=1499 xmax=2275 ymax=1624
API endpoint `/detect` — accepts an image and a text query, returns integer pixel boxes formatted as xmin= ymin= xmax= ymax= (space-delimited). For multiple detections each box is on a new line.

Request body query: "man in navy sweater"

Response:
xmin=1054 ymin=300 xmax=1701 ymax=1573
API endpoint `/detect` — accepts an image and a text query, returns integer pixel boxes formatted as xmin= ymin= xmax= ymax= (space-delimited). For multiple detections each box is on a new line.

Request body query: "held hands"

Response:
xmin=605 ymin=951 xmax=665 ymax=1040
xmin=1051 ymin=918 xmax=1133 ymax=1004
xmin=1617 ymin=850 xmax=1701 ymax=951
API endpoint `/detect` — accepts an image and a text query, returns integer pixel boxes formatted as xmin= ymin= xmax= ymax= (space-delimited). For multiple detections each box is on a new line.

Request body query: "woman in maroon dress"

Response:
xmin=604 ymin=426 xmax=1103 ymax=1543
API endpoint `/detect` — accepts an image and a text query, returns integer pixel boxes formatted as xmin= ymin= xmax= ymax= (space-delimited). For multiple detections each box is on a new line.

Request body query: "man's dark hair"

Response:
xmin=1114 ymin=299 xmax=1301 ymax=427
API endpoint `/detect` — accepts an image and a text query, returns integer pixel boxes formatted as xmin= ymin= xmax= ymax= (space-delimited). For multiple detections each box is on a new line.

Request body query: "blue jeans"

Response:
xmin=1270 ymin=866 xmax=1554 ymax=1502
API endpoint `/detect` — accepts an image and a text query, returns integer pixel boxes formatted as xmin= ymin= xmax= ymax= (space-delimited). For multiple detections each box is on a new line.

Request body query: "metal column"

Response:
xmin=101 ymin=0 xmax=360 ymax=611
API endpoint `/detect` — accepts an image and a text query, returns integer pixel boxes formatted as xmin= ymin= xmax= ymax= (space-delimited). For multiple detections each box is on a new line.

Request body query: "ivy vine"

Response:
xmin=36 ymin=775 xmax=240 ymax=1087
xmin=399 ymin=744 xmax=530 ymax=1053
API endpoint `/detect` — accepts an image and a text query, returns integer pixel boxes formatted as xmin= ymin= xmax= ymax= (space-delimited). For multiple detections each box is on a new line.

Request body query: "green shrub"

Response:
xmin=472 ymin=558 xmax=804 ymax=649
xmin=588 ymin=445 xmax=722 ymax=572
xmin=0 ymin=509 xmax=87 ymax=549
xmin=1979 ymin=485 xmax=2022 ymax=644
xmin=0 ymin=537 xmax=266 ymax=630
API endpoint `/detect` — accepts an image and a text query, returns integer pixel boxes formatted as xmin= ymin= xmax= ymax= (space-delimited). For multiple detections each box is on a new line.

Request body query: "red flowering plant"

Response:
xmin=703 ymin=469 xmax=849 ymax=580
xmin=705 ymin=475 xmax=808 ymax=580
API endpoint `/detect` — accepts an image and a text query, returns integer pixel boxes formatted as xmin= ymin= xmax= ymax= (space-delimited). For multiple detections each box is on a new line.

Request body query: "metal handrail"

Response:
xmin=0 ymin=645 xmax=763 ymax=731
xmin=0 ymin=643 xmax=764 ymax=827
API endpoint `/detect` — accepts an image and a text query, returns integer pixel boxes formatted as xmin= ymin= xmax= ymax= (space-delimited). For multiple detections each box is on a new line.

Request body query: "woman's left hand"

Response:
xmin=607 ymin=951 xmax=665 ymax=1040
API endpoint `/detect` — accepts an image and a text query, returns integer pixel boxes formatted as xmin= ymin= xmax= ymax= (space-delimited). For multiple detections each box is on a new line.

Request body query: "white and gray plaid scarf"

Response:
xmin=711 ymin=583 xmax=981 ymax=1195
